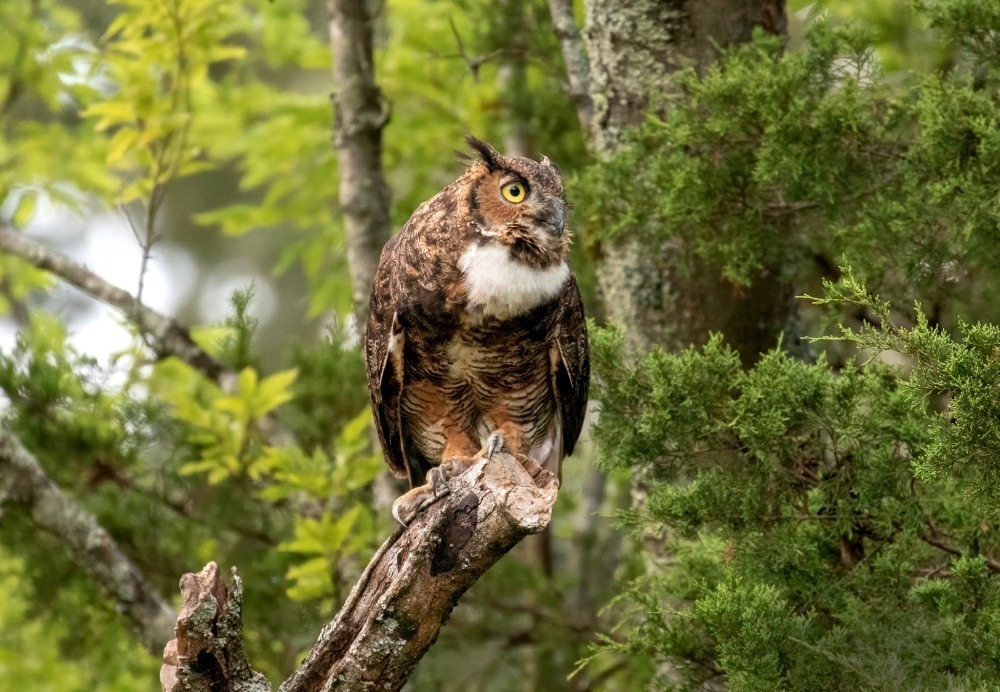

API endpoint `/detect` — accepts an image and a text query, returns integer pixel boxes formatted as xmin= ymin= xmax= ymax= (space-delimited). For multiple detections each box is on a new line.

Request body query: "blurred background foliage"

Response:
xmin=0 ymin=0 xmax=600 ymax=689
xmin=2 ymin=0 xmax=1000 ymax=689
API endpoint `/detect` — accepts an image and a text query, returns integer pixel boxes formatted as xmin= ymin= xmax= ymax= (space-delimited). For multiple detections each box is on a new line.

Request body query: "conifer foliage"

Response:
xmin=579 ymin=1 xmax=1000 ymax=687
xmin=2 ymin=0 xmax=1000 ymax=689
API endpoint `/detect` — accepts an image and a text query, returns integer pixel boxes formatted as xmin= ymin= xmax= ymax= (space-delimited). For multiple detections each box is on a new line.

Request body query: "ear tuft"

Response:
xmin=465 ymin=135 xmax=501 ymax=171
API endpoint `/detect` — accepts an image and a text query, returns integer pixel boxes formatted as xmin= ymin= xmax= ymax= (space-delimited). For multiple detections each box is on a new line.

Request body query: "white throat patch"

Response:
xmin=458 ymin=244 xmax=569 ymax=320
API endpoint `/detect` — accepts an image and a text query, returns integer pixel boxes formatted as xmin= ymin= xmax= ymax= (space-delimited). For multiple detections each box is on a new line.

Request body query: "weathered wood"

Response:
xmin=160 ymin=563 xmax=269 ymax=692
xmin=161 ymin=450 xmax=558 ymax=692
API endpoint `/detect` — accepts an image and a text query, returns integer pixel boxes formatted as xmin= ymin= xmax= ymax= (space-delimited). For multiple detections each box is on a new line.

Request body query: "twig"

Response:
xmin=0 ymin=426 xmax=177 ymax=653
xmin=89 ymin=459 xmax=277 ymax=546
xmin=918 ymin=528 xmax=1000 ymax=574
xmin=762 ymin=171 xmax=901 ymax=218
xmin=425 ymin=17 xmax=507 ymax=83
xmin=0 ymin=225 xmax=225 ymax=380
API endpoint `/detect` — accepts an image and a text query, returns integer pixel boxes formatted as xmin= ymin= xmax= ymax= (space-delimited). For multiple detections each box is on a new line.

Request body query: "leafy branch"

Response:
xmin=0 ymin=225 xmax=224 ymax=380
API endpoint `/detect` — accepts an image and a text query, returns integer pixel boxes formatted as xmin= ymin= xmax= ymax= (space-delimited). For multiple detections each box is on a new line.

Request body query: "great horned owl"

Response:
xmin=364 ymin=136 xmax=589 ymax=525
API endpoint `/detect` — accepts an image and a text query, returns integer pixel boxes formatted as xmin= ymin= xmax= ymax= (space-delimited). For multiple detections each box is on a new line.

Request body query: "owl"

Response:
xmin=364 ymin=136 xmax=589 ymax=525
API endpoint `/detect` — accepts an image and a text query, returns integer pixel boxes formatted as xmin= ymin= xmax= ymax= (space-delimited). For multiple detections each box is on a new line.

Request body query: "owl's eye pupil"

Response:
xmin=509 ymin=185 xmax=520 ymax=196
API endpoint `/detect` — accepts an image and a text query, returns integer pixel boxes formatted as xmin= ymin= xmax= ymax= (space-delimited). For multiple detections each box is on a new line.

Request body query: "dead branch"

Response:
xmin=160 ymin=562 xmax=269 ymax=692
xmin=161 ymin=450 xmax=559 ymax=691
xmin=426 ymin=17 xmax=507 ymax=83
xmin=0 ymin=426 xmax=177 ymax=653
xmin=0 ymin=225 xmax=224 ymax=380
xmin=546 ymin=0 xmax=592 ymax=132
xmin=328 ymin=0 xmax=392 ymax=325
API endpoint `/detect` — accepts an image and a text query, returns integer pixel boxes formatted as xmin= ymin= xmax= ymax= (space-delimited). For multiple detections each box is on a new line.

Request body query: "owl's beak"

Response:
xmin=548 ymin=203 xmax=566 ymax=237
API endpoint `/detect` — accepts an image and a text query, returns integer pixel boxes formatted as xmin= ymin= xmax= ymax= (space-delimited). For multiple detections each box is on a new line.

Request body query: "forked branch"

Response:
xmin=160 ymin=450 xmax=559 ymax=691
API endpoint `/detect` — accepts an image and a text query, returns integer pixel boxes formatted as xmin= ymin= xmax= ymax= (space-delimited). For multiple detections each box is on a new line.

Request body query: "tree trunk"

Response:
xmin=328 ymin=0 xmax=392 ymax=327
xmin=584 ymin=0 xmax=791 ymax=362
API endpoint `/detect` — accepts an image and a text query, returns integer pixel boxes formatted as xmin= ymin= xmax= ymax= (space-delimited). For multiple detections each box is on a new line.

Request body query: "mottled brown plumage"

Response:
xmin=365 ymin=137 xmax=589 ymax=523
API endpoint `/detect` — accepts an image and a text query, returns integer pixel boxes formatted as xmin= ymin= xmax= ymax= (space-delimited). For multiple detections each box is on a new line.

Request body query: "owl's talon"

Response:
xmin=391 ymin=462 xmax=468 ymax=526
xmin=392 ymin=483 xmax=448 ymax=526
xmin=428 ymin=466 xmax=453 ymax=497
xmin=484 ymin=432 xmax=504 ymax=461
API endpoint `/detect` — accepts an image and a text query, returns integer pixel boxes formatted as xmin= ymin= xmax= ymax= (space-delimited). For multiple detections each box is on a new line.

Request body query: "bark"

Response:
xmin=161 ymin=450 xmax=559 ymax=691
xmin=583 ymin=0 xmax=791 ymax=362
xmin=546 ymin=0 xmax=593 ymax=133
xmin=0 ymin=427 xmax=177 ymax=653
xmin=0 ymin=226 xmax=225 ymax=379
xmin=328 ymin=0 xmax=392 ymax=326
xmin=160 ymin=563 xmax=269 ymax=692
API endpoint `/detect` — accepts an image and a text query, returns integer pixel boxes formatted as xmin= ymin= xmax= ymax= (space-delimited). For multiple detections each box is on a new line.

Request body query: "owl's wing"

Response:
xmin=364 ymin=233 xmax=414 ymax=484
xmin=553 ymin=275 xmax=590 ymax=456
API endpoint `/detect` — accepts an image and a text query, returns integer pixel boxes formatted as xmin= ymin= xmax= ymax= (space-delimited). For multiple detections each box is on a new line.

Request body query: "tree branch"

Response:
xmin=328 ymin=0 xmax=392 ymax=326
xmin=160 ymin=450 xmax=559 ymax=691
xmin=0 ymin=225 xmax=224 ymax=380
xmin=918 ymin=528 xmax=1000 ymax=574
xmin=0 ymin=426 xmax=177 ymax=653
xmin=546 ymin=0 xmax=592 ymax=133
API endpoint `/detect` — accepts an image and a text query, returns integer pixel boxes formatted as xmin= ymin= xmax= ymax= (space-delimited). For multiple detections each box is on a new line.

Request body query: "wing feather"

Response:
xmin=552 ymin=275 xmax=590 ymax=457
xmin=364 ymin=234 xmax=413 ymax=482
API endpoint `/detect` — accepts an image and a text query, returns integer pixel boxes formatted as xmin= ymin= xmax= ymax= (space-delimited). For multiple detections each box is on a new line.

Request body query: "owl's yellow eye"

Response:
xmin=501 ymin=181 xmax=527 ymax=203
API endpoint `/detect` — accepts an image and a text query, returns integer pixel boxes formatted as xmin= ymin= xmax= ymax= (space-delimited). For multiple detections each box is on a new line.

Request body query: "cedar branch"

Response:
xmin=0 ymin=225 xmax=224 ymax=380
xmin=918 ymin=529 xmax=1000 ymax=574
xmin=0 ymin=426 xmax=177 ymax=653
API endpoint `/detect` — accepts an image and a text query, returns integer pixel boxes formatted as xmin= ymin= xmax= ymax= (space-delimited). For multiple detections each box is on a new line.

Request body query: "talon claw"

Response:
xmin=391 ymin=466 xmax=455 ymax=526
xmin=428 ymin=467 xmax=452 ymax=497
xmin=391 ymin=499 xmax=412 ymax=527
xmin=390 ymin=449 xmax=493 ymax=527
xmin=485 ymin=432 xmax=504 ymax=461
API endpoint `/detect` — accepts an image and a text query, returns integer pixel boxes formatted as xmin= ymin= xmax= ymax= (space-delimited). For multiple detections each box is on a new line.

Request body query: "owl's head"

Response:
xmin=462 ymin=136 xmax=568 ymax=268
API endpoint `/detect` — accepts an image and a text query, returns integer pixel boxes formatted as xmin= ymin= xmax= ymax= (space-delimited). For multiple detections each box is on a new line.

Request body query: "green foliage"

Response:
xmin=572 ymin=11 xmax=1000 ymax=317
xmin=920 ymin=0 xmax=1000 ymax=64
xmin=810 ymin=272 xmax=1000 ymax=509
xmin=16 ymin=0 xmax=1000 ymax=689
xmin=85 ymin=0 xmax=247 ymax=200
xmin=0 ymin=1 xmax=602 ymax=688
xmin=0 ymin=295 xmax=384 ymax=683
xmin=578 ymin=15 xmax=1000 ymax=683
xmin=592 ymin=322 xmax=1000 ymax=687
xmin=0 ymin=549 xmax=158 ymax=691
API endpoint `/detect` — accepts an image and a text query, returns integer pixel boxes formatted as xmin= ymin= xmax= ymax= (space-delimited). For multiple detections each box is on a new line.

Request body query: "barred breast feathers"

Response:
xmin=458 ymin=244 xmax=569 ymax=320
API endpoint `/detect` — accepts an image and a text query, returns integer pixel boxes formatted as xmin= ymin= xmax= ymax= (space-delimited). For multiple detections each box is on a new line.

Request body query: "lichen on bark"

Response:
xmin=582 ymin=0 xmax=793 ymax=360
